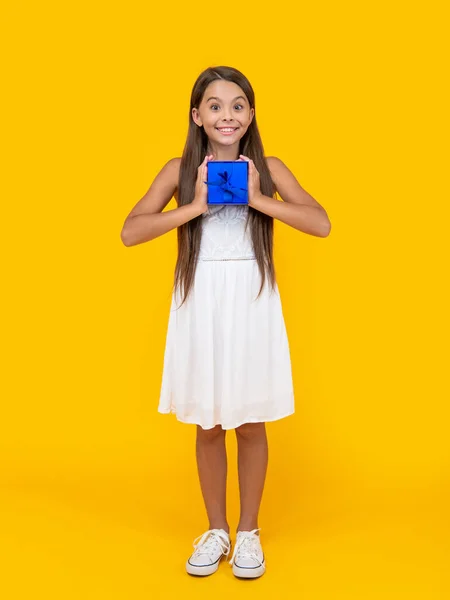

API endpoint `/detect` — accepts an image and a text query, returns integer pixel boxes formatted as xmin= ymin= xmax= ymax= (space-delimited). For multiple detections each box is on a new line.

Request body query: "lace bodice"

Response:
xmin=198 ymin=204 xmax=256 ymax=261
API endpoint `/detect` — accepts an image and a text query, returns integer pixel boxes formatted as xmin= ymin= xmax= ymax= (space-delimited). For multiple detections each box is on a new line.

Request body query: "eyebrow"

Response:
xmin=206 ymin=95 xmax=247 ymax=103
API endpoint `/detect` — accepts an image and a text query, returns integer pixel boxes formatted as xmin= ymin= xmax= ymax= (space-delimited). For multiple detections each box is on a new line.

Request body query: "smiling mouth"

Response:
xmin=216 ymin=127 xmax=239 ymax=135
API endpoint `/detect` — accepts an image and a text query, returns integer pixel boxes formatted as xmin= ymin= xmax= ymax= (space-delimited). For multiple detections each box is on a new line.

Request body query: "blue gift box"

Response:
xmin=206 ymin=160 xmax=248 ymax=205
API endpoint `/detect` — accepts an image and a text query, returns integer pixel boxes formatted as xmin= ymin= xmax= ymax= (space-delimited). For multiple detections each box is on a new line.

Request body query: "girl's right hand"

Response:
xmin=192 ymin=154 xmax=214 ymax=214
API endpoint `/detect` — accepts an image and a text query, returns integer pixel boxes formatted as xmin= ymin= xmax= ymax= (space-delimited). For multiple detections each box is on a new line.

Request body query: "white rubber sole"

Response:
xmin=232 ymin=559 xmax=266 ymax=579
xmin=186 ymin=554 xmax=225 ymax=576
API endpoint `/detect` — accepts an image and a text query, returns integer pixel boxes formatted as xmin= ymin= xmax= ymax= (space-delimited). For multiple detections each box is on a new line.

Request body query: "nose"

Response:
xmin=221 ymin=109 xmax=234 ymax=122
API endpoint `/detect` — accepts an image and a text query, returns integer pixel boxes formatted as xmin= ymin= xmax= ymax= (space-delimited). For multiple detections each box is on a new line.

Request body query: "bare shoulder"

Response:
xmin=153 ymin=156 xmax=182 ymax=187
xmin=170 ymin=157 xmax=182 ymax=200
xmin=124 ymin=156 xmax=182 ymax=220
xmin=264 ymin=155 xmax=323 ymax=208
xmin=166 ymin=156 xmax=182 ymax=181
xmin=265 ymin=155 xmax=280 ymax=170
xmin=265 ymin=155 xmax=287 ymax=184
xmin=170 ymin=156 xmax=182 ymax=171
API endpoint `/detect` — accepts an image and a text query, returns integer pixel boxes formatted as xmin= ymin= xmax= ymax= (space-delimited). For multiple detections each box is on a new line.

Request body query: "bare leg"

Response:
xmin=195 ymin=424 xmax=229 ymax=534
xmin=235 ymin=422 xmax=268 ymax=532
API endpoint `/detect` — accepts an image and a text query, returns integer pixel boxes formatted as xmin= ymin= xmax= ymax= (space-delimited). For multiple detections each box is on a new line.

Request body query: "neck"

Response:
xmin=206 ymin=140 xmax=240 ymax=161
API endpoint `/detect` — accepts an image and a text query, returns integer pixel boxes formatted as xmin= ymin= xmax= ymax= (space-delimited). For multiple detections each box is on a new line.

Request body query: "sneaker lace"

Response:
xmin=229 ymin=528 xmax=264 ymax=568
xmin=192 ymin=529 xmax=231 ymax=559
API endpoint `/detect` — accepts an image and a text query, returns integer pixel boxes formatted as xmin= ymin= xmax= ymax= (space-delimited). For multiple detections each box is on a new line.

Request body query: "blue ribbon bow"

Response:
xmin=207 ymin=165 xmax=247 ymax=203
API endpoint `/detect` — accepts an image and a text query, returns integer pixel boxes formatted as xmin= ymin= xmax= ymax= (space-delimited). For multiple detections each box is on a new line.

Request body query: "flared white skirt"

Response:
xmin=157 ymin=258 xmax=295 ymax=430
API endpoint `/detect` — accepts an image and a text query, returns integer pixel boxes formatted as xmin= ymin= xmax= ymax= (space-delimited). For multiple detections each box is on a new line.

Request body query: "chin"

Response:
xmin=214 ymin=133 xmax=242 ymax=145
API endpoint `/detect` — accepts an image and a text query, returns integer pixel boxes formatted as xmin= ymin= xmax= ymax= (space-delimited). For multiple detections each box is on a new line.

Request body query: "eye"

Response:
xmin=210 ymin=104 xmax=244 ymax=110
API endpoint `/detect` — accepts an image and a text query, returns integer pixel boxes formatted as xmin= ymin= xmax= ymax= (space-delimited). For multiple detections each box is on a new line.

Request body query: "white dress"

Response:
xmin=157 ymin=204 xmax=295 ymax=430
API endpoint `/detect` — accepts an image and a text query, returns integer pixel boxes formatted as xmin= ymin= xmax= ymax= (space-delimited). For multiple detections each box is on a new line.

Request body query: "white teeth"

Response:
xmin=217 ymin=128 xmax=237 ymax=132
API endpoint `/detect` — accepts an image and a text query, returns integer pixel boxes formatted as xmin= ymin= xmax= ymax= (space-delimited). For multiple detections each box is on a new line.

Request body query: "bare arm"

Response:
xmin=120 ymin=158 xmax=203 ymax=247
xmin=250 ymin=156 xmax=331 ymax=238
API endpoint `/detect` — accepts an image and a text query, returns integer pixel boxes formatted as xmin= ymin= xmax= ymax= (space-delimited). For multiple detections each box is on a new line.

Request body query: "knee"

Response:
xmin=196 ymin=424 xmax=226 ymax=442
xmin=235 ymin=422 xmax=266 ymax=441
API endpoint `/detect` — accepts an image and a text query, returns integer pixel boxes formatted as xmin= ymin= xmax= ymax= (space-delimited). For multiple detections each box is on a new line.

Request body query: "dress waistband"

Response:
xmin=199 ymin=257 xmax=257 ymax=262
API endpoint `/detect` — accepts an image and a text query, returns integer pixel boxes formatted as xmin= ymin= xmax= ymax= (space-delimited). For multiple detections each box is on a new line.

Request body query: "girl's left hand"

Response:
xmin=239 ymin=154 xmax=262 ymax=206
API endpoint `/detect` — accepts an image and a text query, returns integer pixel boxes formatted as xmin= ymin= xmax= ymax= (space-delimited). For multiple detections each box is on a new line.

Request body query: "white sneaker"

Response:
xmin=229 ymin=528 xmax=266 ymax=578
xmin=186 ymin=528 xmax=231 ymax=576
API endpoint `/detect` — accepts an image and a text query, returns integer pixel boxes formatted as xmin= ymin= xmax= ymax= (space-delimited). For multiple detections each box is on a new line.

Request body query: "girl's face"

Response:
xmin=192 ymin=80 xmax=254 ymax=148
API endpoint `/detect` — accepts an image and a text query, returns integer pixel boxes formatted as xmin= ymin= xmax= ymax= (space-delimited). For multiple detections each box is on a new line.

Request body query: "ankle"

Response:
xmin=209 ymin=523 xmax=230 ymax=534
xmin=236 ymin=523 xmax=259 ymax=533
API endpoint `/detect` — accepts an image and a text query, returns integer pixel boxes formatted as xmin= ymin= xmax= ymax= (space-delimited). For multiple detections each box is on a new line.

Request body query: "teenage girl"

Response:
xmin=121 ymin=65 xmax=331 ymax=579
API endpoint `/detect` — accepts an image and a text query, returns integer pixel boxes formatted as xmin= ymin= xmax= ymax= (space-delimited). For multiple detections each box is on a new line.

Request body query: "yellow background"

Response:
xmin=1 ymin=0 xmax=449 ymax=598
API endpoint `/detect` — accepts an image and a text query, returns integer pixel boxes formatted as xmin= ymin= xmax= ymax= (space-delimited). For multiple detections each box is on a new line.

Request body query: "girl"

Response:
xmin=121 ymin=66 xmax=331 ymax=579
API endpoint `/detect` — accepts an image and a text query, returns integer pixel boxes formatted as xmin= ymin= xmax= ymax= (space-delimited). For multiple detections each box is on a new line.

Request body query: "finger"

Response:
xmin=239 ymin=154 xmax=250 ymax=161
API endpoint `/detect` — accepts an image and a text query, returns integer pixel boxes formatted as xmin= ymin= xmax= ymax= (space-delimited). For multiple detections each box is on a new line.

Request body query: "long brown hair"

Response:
xmin=173 ymin=66 xmax=277 ymax=308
